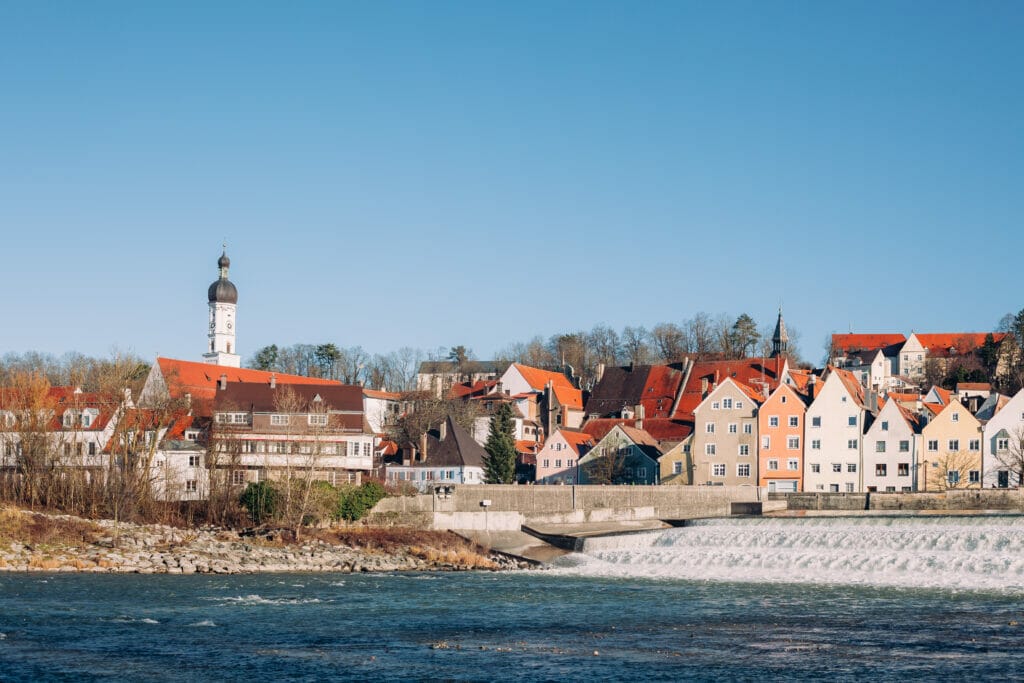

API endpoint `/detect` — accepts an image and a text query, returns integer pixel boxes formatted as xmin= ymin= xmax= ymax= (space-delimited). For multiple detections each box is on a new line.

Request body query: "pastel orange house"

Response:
xmin=758 ymin=383 xmax=809 ymax=492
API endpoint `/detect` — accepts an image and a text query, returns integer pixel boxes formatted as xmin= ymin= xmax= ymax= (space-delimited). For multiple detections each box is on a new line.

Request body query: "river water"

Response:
xmin=3 ymin=516 xmax=1024 ymax=681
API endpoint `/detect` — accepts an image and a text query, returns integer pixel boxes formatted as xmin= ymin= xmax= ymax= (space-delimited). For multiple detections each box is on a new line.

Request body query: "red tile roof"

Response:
xmin=669 ymin=357 xmax=783 ymax=422
xmin=363 ymin=388 xmax=402 ymax=400
xmin=915 ymin=333 xmax=1006 ymax=353
xmin=832 ymin=334 xmax=907 ymax=355
xmin=581 ymin=417 xmax=692 ymax=443
xmin=511 ymin=364 xmax=583 ymax=409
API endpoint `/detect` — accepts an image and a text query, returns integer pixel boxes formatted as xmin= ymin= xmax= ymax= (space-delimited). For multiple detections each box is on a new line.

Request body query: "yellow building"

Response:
xmin=919 ymin=398 xmax=983 ymax=490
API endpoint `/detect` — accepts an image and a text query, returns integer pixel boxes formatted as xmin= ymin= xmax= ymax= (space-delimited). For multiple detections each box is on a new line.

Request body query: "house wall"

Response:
xmin=919 ymin=401 xmax=983 ymax=490
xmin=659 ymin=437 xmax=694 ymax=485
xmin=982 ymin=390 xmax=1024 ymax=487
xmin=535 ymin=431 xmax=585 ymax=484
xmin=861 ymin=401 xmax=918 ymax=492
xmin=691 ymin=382 xmax=759 ymax=487
xmin=803 ymin=373 xmax=864 ymax=493
xmin=757 ymin=385 xmax=805 ymax=492
xmin=578 ymin=426 xmax=659 ymax=485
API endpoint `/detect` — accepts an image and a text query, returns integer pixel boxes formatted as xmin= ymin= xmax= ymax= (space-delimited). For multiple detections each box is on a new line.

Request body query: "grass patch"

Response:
xmin=314 ymin=527 xmax=498 ymax=569
xmin=0 ymin=505 xmax=102 ymax=548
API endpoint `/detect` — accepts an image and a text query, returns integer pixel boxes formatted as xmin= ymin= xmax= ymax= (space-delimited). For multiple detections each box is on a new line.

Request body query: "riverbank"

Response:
xmin=0 ymin=506 xmax=530 ymax=574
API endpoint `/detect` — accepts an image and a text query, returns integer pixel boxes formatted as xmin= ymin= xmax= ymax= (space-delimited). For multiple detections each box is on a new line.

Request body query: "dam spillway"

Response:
xmin=553 ymin=515 xmax=1024 ymax=592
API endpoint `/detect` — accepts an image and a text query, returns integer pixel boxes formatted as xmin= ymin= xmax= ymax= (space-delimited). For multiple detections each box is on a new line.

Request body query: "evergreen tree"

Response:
xmin=483 ymin=403 xmax=517 ymax=484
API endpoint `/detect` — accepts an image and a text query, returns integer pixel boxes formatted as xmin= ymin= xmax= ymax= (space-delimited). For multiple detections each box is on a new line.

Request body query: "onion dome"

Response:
xmin=208 ymin=250 xmax=238 ymax=303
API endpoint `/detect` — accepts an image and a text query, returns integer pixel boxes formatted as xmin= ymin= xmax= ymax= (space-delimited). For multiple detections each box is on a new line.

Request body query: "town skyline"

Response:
xmin=2 ymin=3 xmax=1021 ymax=361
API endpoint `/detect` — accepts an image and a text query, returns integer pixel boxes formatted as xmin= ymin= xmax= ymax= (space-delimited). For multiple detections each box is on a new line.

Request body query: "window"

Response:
xmin=927 ymin=440 xmax=938 ymax=452
xmin=63 ymin=413 xmax=74 ymax=428
xmin=789 ymin=416 xmax=799 ymax=428
xmin=842 ymin=396 xmax=848 ymax=403
xmin=811 ymin=439 xmax=821 ymax=450
xmin=885 ymin=486 xmax=896 ymax=493
xmin=969 ymin=440 xmax=980 ymax=452
xmin=787 ymin=437 xmax=799 ymax=450
xmin=737 ymin=463 xmax=750 ymax=478
xmin=845 ymin=483 xmax=855 ymax=493
xmin=875 ymin=441 xmax=886 ymax=453
xmin=969 ymin=470 xmax=980 ymax=484
xmin=848 ymin=416 xmax=857 ymax=426
xmin=881 ymin=421 xmax=889 ymax=431
xmin=738 ymin=444 xmax=749 ymax=456
xmin=712 ymin=464 xmax=726 ymax=477
xmin=767 ymin=459 xmax=779 ymax=471
xmin=812 ymin=416 xmax=821 ymax=427
xmin=952 ymin=413 xmax=959 ymax=423
xmin=781 ymin=395 xmax=788 ymax=404
xmin=769 ymin=416 xmax=779 ymax=427
xmin=847 ymin=439 xmax=858 ymax=449
xmin=875 ymin=464 xmax=887 ymax=476
xmin=364 ymin=443 xmax=371 ymax=457
xmin=683 ymin=444 xmax=691 ymax=454
xmin=947 ymin=471 xmax=960 ymax=485
xmin=705 ymin=423 xmax=716 ymax=434
xmin=848 ymin=463 xmax=857 ymax=473
xmin=762 ymin=436 xmax=770 ymax=450
xmin=231 ymin=470 xmax=246 ymax=486
xmin=88 ymin=442 xmax=97 ymax=456
xmin=899 ymin=440 xmax=909 ymax=452
xmin=542 ymin=459 xmax=550 ymax=468
xmin=997 ymin=438 xmax=1010 ymax=452
xmin=743 ymin=424 xmax=752 ymax=434
xmin=832 ymin=463 xmax=841 ymax=473
xmin=787 ymin=459 xmax=799 ymax=471
xmin=948 ymin=439 xmax=959 ymax=452
xmin=722 ymin=398 xmax=733 ymax=409
xmin=811 ymin=463 xmax=821 ymax=473
xmin=830 ymin=484 xmax=840 ymax=492
xmin=308 ymin=414 xmax=328 ymax=426
xmin=81 ymin=414 xmax=92 ymax=428
xmin=728 ymin=423 xmax=737 ymax=434
xmin=705 ymin=444 xmax=717 ymax=456
xmin=736 ymin=402 xmax=744 ymax=410
xmin=673 ymin=462 xmax=683 ymax=475
xmin=898 ymin=463 xmax=909 ymax=476
xmin=271 ymin=414 xmax=289 ymax=426
xmin=555 ymin=459 xmax=562 ymax=468
xmin=712 ymin=401 xmax=720 ymax=410
xmin=188 ymin=455 xmax=200 ymax=467
xmin=185 ymin=480 xmax=197 ymax=492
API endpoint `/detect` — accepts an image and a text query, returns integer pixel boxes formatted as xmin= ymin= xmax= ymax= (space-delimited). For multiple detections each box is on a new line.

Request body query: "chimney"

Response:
xmin=596 ymin=363 xmax=606 ymax=384
xmin=419 ymin=432 xmax=428 ymax=462
xmin=636 ymin=404 xmax=645 ymax=431
xmin=122 ymin=387 xmax=133 ymax=406
xmin=218 ymin=374 xmax=228 ymax=391
xmin=700 ymin=377 xmax=709 ymax=398
xmin=269 ymin=373 xmax=276 ymax=389
xmin=439 ymin=419 xmax=448 ymax=441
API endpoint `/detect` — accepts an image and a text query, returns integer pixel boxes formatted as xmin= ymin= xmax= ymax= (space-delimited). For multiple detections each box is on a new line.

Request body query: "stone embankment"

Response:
xmin=0 ymin=511 xmax=528 ymax=574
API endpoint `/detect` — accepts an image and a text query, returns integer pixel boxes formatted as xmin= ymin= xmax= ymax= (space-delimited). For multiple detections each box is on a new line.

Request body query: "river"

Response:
xmin=2 ymin=515 xmax=1023 ymax=681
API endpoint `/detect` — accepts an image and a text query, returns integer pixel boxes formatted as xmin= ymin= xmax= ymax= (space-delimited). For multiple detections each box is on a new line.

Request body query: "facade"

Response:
xmin=862 ymin=399 xmax=920 ymax=492
xmin=210 ymin=381 xmax=374 ymax=487
xmin=757 ymin=383 xmax=807 ymax=492
xmin=363 ymin=388 xmax=402 ymax=434
xmin=497 ymin=363 xmax=584 ymax=432
xmin=691 ymin=379 xmax=761 ymax=487
xmin=919 ymin=398 xmax=983 ymax=490
xmin=203 ymin=249 xmax=240 ymax=368
xmin=578 ymin=425 xmax=662 ymax=485
xmin=535 ymin=429 xmax=594 ymax=484
xmin=415 ymin=360 xmax=503 ymax=399
xmin=658 ymin=436 xmax=694 ymax=484
xmin=982 ymin=388 xmax=1024 ymax=488
xmin=384 ymin=417 xmax=486 ymax=491
xmin=803 ymin=368 xmax=871 ymax=493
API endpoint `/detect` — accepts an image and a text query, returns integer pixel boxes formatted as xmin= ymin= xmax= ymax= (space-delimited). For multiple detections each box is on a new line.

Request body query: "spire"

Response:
xmin=771 ymin=307 xmax=789 ymax=358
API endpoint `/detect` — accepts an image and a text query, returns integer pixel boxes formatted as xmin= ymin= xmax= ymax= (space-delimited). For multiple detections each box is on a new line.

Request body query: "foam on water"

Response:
xmin=214 ymin=594 xmax=323 ymax=606
xmin=552 ymin=515 xmax=1024 ymax=592
xmin=189 ymin=620 xmax=217 ymax=627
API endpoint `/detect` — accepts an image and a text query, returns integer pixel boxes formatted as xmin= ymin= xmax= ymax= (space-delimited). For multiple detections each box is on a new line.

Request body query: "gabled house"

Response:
xmin=416 ymin=360 xmax=503 ymax=399
xmin=496 ymin=363 xmax=584 ymax=433
xmin=385 ymin=416 xmax=486 ymax=490
xmin=535 ymin=429 xmax=594 ymax=484
xmin=803 ymin=367 xmax=874 ymax=493
xmin=691 ymin=378 xmax=762 ymax=487
xmin=919 ymin=398 xmax=983 ymax=490
xmin=982 ymin=388 xmax=1024 ymax=488
xmin=578 ymin=424 xmax=662 ymax=485
xmin=862 ymin=398 xmax=921 ymax=492
xmin=658 ymin=436 xmax=695 ymax=485
xmin=758 ymin=383 xmax=809 ymax=492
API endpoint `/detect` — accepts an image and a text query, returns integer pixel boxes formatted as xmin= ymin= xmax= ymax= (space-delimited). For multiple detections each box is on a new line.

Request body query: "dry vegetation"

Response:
xmin=0 ymin=505 xmax=101 ymax=548
xmin=315 ymin=527 xmax=498 ymax=569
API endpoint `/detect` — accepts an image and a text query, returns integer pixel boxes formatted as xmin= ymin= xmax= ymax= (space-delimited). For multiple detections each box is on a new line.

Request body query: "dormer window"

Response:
xmin=81 ymin=414 xmax=92 ymax=428
xmin=63 ymin=412 xmax=75 ymax=428
xmin=308 ymin=414 xmax=328 ymax=426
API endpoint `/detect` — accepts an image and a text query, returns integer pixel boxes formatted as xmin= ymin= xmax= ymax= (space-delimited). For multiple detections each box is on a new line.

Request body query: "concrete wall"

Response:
xmin=774 ymin=489 xmax=1024 ymax=511
xmin=372 ymin=484 xmax=765 ymax=530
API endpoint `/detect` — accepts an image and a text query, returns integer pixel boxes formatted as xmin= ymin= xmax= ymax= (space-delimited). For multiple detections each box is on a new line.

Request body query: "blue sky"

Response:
xmin=1 ymin=1 xmax=1021 ymax=364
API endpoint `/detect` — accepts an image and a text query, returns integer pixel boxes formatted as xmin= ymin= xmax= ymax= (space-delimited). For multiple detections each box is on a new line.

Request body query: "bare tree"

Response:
xmin=988 ymin=426 xmax=1024 ymax=488
xmin=621 ymin=326 xmax=652 ymax=366
xmin=927 ymin=450 xmax=979 ymax=491
xmin=650 ymin=323 xmax=687 ymax=363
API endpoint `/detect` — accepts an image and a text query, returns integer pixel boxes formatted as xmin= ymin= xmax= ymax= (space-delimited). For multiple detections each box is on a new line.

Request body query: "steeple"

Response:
xmin=203 ymin=246 xmax=240 ymax=368
xmin=771 ymin=307 xmax=789 ymax=358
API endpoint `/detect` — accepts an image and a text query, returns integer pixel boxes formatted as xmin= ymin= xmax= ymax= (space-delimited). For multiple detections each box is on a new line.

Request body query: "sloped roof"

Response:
xmin=216 ymin=382 xmax=363 ymax=413
xmin=448 ymin=380 xmax=497 ymax=400
xmin=915 ymin=333 xmax=1006 ymax=353
xmin=670 ymin=357 xmax=783 ymax=423
xmin=559 ymin=429 xmax=596 ymax=454
xmin=829 ymin=366 xmax=870 ymax=410
xmin=418 ymin=360 xmax=502 ymax=374
xmin=155 ymin=358 xmax=340 ymax=406
xmin=420 ymin=417 xmax=487 ymax=468
xmin=581 ymin=417 xmax=692 ymax=443
xmin=832 ymin=334 xmax=907 ymax=355
xmin=363 ymin=388 xmax=402 ymax=401
xmin=616 ymin=425 xmax=665 ymax=460
xmin=511 ymin=363 xmax=583 ymax=409
xmin=956 ymin=382 xmax=991 ymax=392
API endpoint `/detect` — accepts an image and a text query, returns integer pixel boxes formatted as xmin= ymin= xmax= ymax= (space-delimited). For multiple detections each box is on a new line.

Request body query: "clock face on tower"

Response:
xmin=227 ymin=321 xmax=233 ymax=330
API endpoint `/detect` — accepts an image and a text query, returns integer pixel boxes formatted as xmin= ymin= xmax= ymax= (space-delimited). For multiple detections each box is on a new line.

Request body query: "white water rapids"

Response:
xmin=551 ymin=515 xmax=1024 ymax=592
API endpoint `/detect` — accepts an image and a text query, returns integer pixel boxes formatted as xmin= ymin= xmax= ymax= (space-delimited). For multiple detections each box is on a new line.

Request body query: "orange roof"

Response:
xmin=511 ymin=364 xmax=583 ymax=409
xmin=581 ymin=417 xmax=692 ymax=443
xmin=830 ymin=366 xmax=870 ymax=409
xmin=915 ymin=333 xmax=1006 ymax=352
xmin=155 ymin=357 xmax=341 ymax=412
xmin=887 ymin=392 xmax=921 ymax=403
xmin=956 ymin=382 xmax=991 ymax=392
xmin=923 ymin=402 xmax=943 ymax=416
xmin=670 ymin=357 xmax=784 ymax=422
xmin=363 ymin=388 xmax=402 ymax=400
xmin=515 ymin=439 xmax=542 ymax=455
xmin=448 ymin=380 xmax=497 ymax=400
xmin=560 ymin=430 xmax=596 ymax=450
xmin=832 ymin=334 xmax=906 ymax=354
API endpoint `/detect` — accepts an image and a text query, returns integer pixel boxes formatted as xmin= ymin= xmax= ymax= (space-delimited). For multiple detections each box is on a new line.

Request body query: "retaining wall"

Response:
xmin=774 ymin=489 xmax=1024 ymax=512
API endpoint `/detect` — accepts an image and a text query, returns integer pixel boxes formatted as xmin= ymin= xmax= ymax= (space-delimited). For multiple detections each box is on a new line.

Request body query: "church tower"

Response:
xmin=771 ymin=307 xmax=789 ymax=358
xmin=203 ymin=248 xmax=240 ymax=368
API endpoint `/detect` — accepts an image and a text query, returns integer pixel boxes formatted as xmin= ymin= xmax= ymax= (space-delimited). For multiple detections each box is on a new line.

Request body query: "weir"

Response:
xmin=553 ymin=515 xmax=1024 ymax=592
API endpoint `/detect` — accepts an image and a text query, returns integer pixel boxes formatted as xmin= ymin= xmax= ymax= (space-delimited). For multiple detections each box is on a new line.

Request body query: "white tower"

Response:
xmin=203 ymin=248 xmax=240 ymax=368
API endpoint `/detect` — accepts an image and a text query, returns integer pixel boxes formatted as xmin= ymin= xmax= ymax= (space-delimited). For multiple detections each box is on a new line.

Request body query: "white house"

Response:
xmin=982 ymin=388 xmax=1024 ymax=489
xmin=385 ymin=417 xmax=486 ymax=491
xmin=803 ymin=368 xmax=873 ymax=493
xmin=862 ymin=399 xmax=920 ymax=492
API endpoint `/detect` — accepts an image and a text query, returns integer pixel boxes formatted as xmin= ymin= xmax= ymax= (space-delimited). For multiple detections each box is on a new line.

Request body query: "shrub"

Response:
xmin=336 ymin=481 xmax=388 ymax=522
xmin=239 ymin=482 xmax=280 ymax=525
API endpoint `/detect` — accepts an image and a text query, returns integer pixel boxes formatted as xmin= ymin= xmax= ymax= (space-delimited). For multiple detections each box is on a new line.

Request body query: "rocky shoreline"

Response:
xmin=0 ymin=510 xmax=532 ymax=574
